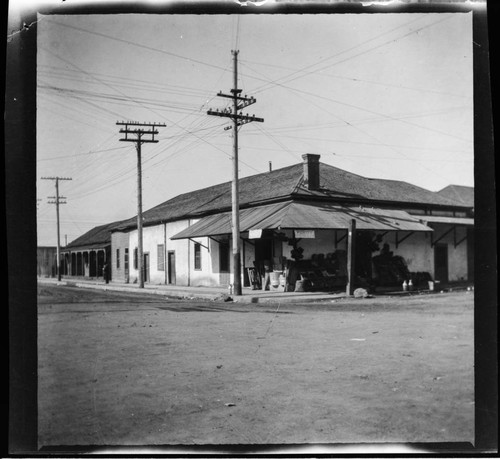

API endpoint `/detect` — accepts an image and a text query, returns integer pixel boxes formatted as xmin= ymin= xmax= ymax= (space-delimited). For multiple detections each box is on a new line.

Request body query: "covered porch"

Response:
xmin=171 ymin=200 xmax=434 ymax=293
xmin=61 ymin=244 xmax=110 ymax=280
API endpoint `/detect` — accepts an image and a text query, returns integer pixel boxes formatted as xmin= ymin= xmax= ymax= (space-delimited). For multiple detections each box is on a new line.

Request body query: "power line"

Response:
xmin=250 ymin=14 xmax=451 ymax=94
xmin=44 ymin=19 xmax=230 ymax=72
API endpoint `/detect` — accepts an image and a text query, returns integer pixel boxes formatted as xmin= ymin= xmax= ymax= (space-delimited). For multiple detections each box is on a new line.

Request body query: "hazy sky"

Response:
xmin=34 ymin=9 xmax=474 ymax=246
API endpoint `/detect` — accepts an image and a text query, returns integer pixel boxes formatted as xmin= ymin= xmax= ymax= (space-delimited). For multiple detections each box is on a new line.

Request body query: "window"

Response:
xmin=133 ymin=247 xmax=138 ymax=270
xmin=116 ymin=248 xmax=120 ymax=269
xmin=157 ymin=244 xmax=165 ymax=271
xmin=219 ymin=242 xmax=230 ymax=272
xmin=194 ymin=243 xmax=202 ymax=270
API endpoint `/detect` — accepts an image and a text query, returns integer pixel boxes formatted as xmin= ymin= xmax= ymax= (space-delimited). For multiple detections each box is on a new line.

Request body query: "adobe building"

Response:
xmin=104 ymin=154 xmax=473 ymax=292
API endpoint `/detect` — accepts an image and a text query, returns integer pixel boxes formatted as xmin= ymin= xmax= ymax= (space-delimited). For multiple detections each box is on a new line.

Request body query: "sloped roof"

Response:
xmin=171 ymin=200 xmax=432 ymax=240
xmin=64 ymin=220 xmax=128 ymax=250
xmin=437 ymin=184 xmax=474 ymax=207
xmin=113 ymin=163 xmax=302 ymax=230
xmin=76 ymin=161 xmax=469 ymax=240
xmin=292 ymin=166 xmax=461 ymax=207
xmin=112 ymin=162 xmax=463 ymax=230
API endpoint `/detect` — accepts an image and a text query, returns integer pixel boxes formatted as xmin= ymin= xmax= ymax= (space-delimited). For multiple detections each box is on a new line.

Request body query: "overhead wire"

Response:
xmin=38 ymin=46 xmax=241 ymax=201
xmin=249 ymin=14 xmax=451 ymax=94
xmin=43 ymin=19 xmax=230 ymax=72
xmin=241 ymin=57 xmax=470 ymax=182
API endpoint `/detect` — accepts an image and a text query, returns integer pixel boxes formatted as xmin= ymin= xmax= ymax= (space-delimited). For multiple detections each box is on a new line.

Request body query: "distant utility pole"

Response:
xmin=116 ymin=121 xmax=166 ymax=288
xmin=42 ymin=176 xmax=72 ymax=281
xmin=207 ymin=50 xmax=264 ymax=296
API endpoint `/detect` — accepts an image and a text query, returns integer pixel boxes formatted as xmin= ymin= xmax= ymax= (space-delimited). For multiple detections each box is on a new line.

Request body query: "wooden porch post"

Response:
xmin=346 ymin=219 xmax=356 ymax=296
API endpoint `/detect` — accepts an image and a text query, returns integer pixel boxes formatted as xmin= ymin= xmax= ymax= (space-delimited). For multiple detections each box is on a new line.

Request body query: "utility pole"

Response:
xmin=42 ymin=176 xmax=72 ymax=281
xmin=116 ymin=121 xmax=166 ymax=288
xmin=207 ymin=50 xmax=264 ymax=296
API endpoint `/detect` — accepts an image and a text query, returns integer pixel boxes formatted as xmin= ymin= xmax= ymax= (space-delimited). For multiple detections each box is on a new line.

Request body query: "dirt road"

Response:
xmin=38 ymin=285 xmax=474 ymax=448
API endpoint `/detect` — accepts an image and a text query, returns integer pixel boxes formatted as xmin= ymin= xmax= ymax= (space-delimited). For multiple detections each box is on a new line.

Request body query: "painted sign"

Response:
xmin=249 ymin=229 xmax=263 ymax=239
xmin=294 ymin=229 xmax=315 ymax=238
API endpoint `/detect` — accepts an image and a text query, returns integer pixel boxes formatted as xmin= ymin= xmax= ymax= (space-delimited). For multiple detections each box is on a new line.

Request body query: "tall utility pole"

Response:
xmin=42 ymin=176 xmax=72 ymax=281
xmin=116 ymin=121 xmax=166 ymax=288
xmin=207 ymin=50 xmax=264 ymax=296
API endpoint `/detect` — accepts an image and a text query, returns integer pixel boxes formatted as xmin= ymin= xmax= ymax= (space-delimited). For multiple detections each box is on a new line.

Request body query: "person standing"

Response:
xmin=103 ymin=262 xmax=109 ymax=284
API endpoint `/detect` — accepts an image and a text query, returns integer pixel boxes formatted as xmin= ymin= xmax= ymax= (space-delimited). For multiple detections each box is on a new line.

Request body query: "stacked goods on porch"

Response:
xmin=287 ymin=251 xmax=348 ymax=292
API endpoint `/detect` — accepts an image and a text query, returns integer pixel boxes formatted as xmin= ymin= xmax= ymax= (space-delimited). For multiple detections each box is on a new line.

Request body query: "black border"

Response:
xmin=5 ymin=0 xmax=497 ymax=455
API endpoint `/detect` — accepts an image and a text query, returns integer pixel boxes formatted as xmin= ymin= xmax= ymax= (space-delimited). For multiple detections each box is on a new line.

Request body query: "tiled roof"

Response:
xmin=437 ymin=184 xmax=474 ymax=207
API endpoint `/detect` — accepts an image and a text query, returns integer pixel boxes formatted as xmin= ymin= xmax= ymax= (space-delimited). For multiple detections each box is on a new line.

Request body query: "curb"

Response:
xmin=38 ymin=278 xmax=473 ymax=304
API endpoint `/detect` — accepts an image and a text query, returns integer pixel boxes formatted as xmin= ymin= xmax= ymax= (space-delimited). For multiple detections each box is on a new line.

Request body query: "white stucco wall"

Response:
xmin=111 ymin=231 xmax=130 ymax=283
xmin=164 ymin=220 xmax=190 ymax=286
xmin=189 ymin=236 xmax=219 ymax=286
xmin=380 ymin=231 xmax=434 ymax=275
xmin=430 ymin=224 xmax=469 ymax=281
xmin=111 ymin=219 xmax=471 ymax=287
xmin=375 ymin=226 xmax=470 ymax=282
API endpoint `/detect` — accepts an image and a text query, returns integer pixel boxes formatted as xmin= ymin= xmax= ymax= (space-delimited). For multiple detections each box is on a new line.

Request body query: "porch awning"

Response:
xmin=418 ymin=215 xmax=474 ymax=226
xmin=170 ymin=201 xmax=432 ymax=240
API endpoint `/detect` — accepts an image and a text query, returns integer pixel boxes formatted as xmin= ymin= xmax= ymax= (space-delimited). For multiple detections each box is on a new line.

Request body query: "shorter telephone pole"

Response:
xmin=116 ymin=121 xmax=166 ymax=288
xmin=42 ymin=176 xmax=72 ymax=281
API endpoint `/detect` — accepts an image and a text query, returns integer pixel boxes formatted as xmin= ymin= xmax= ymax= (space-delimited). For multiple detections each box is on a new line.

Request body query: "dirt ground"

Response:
xmin=37 ymin=285 xmax=474 ymax=449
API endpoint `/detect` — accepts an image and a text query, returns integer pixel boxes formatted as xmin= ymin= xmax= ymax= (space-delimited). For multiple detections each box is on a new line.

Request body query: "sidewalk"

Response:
xmin=37 ymin=276 xmax=349 ymax=303
xmin=38 ymin=276 xmax=472 ymax=304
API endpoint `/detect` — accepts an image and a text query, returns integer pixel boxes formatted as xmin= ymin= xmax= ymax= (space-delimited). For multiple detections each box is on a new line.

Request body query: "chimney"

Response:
xmin=302 ymin=154 xmax=321 ymax=190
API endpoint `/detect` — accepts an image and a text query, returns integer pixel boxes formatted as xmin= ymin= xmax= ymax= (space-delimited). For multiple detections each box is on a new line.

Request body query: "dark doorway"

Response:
xmin=89 ymin=251 xmax=97 ymax=277
xmin=144 ymin=252 xmax=150 ymax=283
xmin=167 ymin=251 xmax=176 ymax=284
xmin=434 ymin=243 xmax=448 ymax=283
xmin=255 ymin=238 xmax=273 ymax=263
xmin=97 ymin=251 xmax=105 ymax=279
xmin=219 ymin=242 xmax=230 ymax=273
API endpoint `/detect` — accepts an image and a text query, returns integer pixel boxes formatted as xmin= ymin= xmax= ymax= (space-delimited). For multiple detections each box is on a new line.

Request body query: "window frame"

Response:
xmin=157 ymin=244 xmax=165 ymax=271
xmin=194 ymin=242 xmax=202 ymax=270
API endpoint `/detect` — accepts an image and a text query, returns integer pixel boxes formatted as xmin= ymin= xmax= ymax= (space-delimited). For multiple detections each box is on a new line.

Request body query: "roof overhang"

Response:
xmin=171 ymin=201 xmax=432 ymax=240
xmin=61 ymin=242 xmax=110 ymax=252
xmin=419 ymin=216 xmax=474 ymax=226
